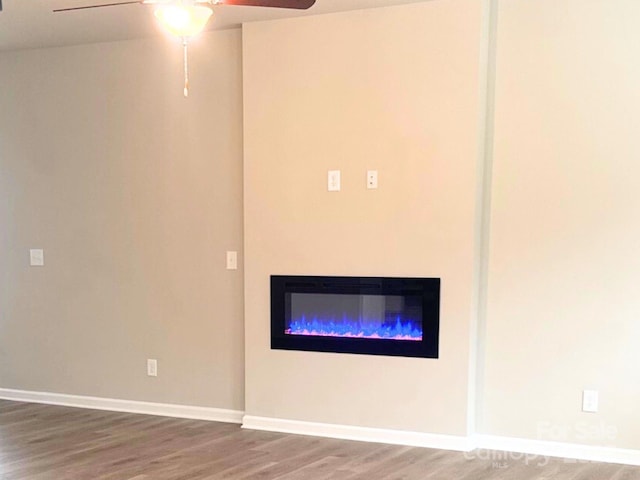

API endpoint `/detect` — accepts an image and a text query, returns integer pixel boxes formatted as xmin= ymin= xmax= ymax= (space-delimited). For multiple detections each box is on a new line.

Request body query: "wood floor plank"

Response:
xmin=1 ymin=400 xmax=639 ymax=479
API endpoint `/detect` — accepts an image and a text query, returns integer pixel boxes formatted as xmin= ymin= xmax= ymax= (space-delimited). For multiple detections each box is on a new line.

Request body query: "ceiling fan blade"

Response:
xmin=53 ymin=1 xmax=142 ymax=12
xmin=217 ymin=0 xmax=315 ymax=9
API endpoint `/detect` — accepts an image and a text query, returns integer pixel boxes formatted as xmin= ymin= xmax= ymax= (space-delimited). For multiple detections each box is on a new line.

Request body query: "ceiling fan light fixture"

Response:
xmin=154 ymin=3 xmax=213 ymax=37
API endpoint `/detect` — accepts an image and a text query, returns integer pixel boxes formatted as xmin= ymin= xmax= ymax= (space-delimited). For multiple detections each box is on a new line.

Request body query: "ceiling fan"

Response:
xmin=53 ymin=0 xmax=316 ymax=13
xmin=53 ymin=0 xmax=317 ymax=95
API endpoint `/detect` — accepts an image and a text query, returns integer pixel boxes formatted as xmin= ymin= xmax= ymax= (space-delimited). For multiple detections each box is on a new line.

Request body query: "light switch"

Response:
xmin=583 ymin=390 xmax=599 ymax=413
xmin=367 ymin=170 xmax=378 ymax=189
xmin=30 ymin=249 xmax=44 ymax=267
xmin=328 ymin=170 xmax=341 ymax=192
xmin=226 ymin=251 xmax=238 ymax=270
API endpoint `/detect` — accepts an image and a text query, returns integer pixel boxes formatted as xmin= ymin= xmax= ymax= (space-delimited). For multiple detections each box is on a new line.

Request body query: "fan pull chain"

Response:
xmin=183 ymin=38 xmax=189 ymax=98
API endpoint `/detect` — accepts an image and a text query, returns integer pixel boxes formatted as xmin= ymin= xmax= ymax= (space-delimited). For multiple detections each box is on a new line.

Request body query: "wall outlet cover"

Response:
xmin=583 ymin=389 xmax=599 ymax=413
xmin=367 ymin=170 xmax=378 ymax=189
xmin=328 ymin=170 xmax=341 ymax=192
xmin=226 ymin=251 xmax=238 ymax=270
xmin=147 ymin=359 xmax=158 ymax=377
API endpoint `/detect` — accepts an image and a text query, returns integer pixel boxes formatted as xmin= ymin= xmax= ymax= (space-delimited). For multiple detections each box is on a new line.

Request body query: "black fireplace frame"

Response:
xmin=270 ymin=275 xmax=440 ymax=358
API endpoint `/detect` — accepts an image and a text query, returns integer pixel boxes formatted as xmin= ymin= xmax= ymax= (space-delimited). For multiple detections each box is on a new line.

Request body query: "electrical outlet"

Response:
xmin=367 ymin=170 xmax=378 ymax=189
xmin=583 ymin=389 xmax=599 ymax=413
xmin=328 ymin=170 xmax=341 ymax=192
xmin=226 ymin=251 xmax=238 ymax=270
xmin=147 ymin=359 xmax=158 ymax=377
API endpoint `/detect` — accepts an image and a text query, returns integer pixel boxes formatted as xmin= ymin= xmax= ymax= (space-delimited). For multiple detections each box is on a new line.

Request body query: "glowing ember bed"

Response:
xmin=271 ymin=276 xmax=440 ymax=358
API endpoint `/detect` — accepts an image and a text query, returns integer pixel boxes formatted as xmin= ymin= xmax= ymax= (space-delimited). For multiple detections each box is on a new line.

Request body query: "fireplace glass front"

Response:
xmin=271 ymin=276 xmax=440 ymax=358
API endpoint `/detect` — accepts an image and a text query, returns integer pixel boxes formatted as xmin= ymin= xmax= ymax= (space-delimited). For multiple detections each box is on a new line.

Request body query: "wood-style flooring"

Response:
xmin=0 ymin=400 xmax=639 ymax=479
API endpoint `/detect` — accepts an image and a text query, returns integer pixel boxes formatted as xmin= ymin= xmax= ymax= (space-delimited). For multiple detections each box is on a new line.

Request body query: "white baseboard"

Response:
xmin=0 ymin=388 xmax=244 ymax=424
xmin=242 ymin=416 xmax=640 ymax=466
xmin=242 ymin=415 xmax=475 ymax=452
xmin=2 ymin=389 xmax=639 ymax=466
xmin=475 ymin=434 xmax=640 ymax=467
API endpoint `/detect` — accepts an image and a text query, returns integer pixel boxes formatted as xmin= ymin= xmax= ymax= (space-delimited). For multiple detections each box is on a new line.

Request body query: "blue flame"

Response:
xmin=286 ymin=315 xmax=422 ymax=341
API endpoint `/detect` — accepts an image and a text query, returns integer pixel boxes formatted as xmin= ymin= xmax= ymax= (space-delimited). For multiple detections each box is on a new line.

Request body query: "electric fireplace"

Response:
xmin=271 ymin=276 xmax=440 ymax=358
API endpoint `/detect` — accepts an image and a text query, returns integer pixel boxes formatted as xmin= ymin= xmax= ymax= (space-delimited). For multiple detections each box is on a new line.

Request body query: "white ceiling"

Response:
xmin=0 ymin=0 xmax=430 ymax=51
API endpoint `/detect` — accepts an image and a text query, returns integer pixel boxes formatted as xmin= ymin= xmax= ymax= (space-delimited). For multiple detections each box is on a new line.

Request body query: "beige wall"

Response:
xmin=483 ymin=0 xmax=640 ymax=448
xmin=2 ymin=0 xmax=640 ymax=453
xmin=243 ymin=0 xmax=485 ymax=436
xmin=0 ymin=30 xmax=245 ymax=410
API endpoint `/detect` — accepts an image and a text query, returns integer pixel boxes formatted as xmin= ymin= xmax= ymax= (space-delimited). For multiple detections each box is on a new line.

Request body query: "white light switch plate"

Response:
xmin=583 ymin=389 xmax=599 ymax=413
xmin=226 ymin=251 xmax=238 ymax=270
xmin=30 ymin=249 xmax=44 ymax=266
xmin=367 ymin=170 xmax=378 ymax=189
xmin=328 ymin=170 xmax=341 ymax=192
